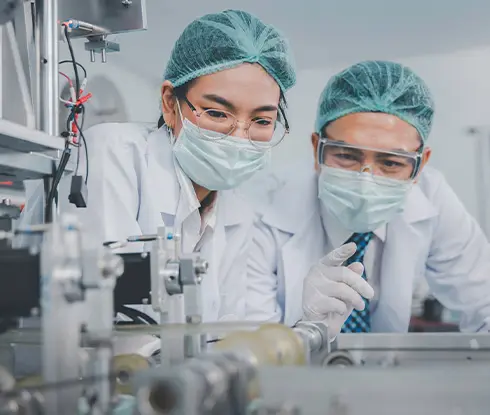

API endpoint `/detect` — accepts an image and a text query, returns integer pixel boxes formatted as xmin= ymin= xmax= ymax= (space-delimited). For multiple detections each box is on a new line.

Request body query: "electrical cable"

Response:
xmin=63 ymin=25 xmax=80 ymax=100
xmin=45 ymin=24 xmax=90 ymax=219
xmin=58 ymin=60 xmax=87 ymax=78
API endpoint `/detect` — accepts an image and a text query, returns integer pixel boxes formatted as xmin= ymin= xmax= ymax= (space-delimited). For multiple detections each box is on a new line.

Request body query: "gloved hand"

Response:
xmin=302 ymin=242 xmax=375 ymax=340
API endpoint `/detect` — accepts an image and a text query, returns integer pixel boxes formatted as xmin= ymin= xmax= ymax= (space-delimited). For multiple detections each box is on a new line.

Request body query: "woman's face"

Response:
xmin=161 ymin=63 xmax=281 ymax=139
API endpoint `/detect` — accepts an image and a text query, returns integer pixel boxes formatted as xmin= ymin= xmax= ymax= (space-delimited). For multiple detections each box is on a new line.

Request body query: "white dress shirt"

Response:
xmin=319 ymin=203 xmax=386 ymax=313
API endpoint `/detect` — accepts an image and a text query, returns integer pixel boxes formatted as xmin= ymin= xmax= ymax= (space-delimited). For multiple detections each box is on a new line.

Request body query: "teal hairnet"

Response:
xmin=315 ymin=60 xmax=435 ymax=141
xmin=164 ymin=9 xmax=296 ymax=93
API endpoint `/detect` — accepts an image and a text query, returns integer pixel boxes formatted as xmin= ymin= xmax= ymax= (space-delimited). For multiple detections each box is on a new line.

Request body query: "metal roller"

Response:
xmin=322 ymin=350 xmax=356 ymax=367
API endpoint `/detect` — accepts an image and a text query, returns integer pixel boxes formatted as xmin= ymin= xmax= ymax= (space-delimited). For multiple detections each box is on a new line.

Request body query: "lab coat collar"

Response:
xmin=261 ymin=162 xmax=319 ymax=234
xmin=146 ymin=128 xmax=180 ymax=216
xmin=146 ymin=128 xmax=247 ymax=227
xmin=261 ymin=162 xmax=438 ymax=235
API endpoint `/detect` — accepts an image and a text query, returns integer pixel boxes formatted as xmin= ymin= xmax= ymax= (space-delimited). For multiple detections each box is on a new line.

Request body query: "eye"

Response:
xmin=204 ymin=109 xmax=229 ymax=119
xmin=253 ymin=117 xmax=273 ymax=127
xmin=383 ymin=160 xmax=404 ymax=168
xmin=335 ymin=153 xmax=359 ymax=161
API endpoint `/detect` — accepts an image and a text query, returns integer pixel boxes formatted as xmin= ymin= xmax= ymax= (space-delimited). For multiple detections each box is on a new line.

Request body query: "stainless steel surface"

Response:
xmin=333 ymin=332 xmax=490 ymax=349
xmin=12 ymin=0 xmax=36 ymax=103
xmin=37 ymin=0 xmax=58 ymax=137
xmin=321 ymin=333 xmax=490 ymax=366
xmin=59 ymin=0 xmax=147 ymax=36
xmin=0 ymin=119 xmax=69 ymax=180
xmin=0 ymin=322 xmax=260 ymax=344
xmin=41 ymin=216 xmax=83 ymax=414
xmin=258 ymin=365 xmax=490 ymax=415
xmin=0 ymin=118 xmax=64 ymax=150
xmin=83 ymin=247 xmax=123 ymax=414
xmin=4 ymin=21 xmax=35 ymax=128
xmin=85 ymin=36 xmax=120 ymax=62
xmin=149 ymin=226 xmax=211 ymax=364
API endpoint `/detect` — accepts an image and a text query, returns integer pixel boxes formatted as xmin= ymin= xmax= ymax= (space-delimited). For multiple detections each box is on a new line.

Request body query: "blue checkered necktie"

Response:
xmin=341 ymin=232 xmax=374 ymax=333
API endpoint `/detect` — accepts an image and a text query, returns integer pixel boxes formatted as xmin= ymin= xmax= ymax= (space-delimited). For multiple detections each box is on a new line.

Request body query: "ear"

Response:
xmin=311 ymin=132 xmax=320 ymax=172
xmin=161 ymin=80 xmax=177 ymax=129
xmin=414 ymin=146 xmax=432 ymax=183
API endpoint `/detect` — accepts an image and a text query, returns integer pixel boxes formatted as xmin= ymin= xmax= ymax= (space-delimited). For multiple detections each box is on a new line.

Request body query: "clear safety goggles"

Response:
xmin=181 ymin=96 xmax=289 ymax=149
xmin=318 ymin=137 xmax=424 ymax=182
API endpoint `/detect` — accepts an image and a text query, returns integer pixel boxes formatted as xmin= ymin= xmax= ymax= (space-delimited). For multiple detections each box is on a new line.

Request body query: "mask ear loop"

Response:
xmin=167 ymin=98 xmax=186 ymax=145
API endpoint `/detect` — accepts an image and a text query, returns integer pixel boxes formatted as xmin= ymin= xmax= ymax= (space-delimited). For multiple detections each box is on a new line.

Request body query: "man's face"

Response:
xmin=311 ymin=112 xmax=431 ymax=178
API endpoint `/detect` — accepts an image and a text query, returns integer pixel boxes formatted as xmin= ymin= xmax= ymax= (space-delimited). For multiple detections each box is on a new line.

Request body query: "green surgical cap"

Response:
xmin=315 ymin=60 xmax=435 ymax=141
xmin=164 ymin=9 xmax=296 ymax=93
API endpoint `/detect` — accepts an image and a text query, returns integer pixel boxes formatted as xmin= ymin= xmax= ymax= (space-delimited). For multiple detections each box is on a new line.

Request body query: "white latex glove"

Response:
xmin=302 ymin=242 xmax=375 ymax=340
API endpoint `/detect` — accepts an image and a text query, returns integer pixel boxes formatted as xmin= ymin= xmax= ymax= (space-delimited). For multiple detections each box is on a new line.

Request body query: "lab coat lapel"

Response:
xmin=145 ymin=128 xmax=180 ymax=225
xmin=199 ymin=230 xmax=221 ymax=322
xmin=372 ymin=184 xmax=437 ymax=332
xmin=261 ymin=163 xmax=327 ymax=326
xmin=282 ymin=209 xmax=327 ymax=326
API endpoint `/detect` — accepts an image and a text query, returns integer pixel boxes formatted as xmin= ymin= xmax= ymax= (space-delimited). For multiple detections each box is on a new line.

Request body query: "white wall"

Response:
xmin=68 ymin=38 xmax=490 ymax=226
xmin=60 ymin=40 xmax=160 ymax=124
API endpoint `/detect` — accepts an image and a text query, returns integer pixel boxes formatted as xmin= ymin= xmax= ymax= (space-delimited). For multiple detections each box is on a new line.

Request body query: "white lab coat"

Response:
xmin=20 ymin=122 xmax=256 ymax=324
xmin=246 ymin=162 xmax=490 ymax=332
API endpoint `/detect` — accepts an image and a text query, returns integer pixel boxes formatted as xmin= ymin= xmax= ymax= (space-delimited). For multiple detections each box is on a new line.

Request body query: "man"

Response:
xmin=246 ymin=60 xmax=490 ymax=339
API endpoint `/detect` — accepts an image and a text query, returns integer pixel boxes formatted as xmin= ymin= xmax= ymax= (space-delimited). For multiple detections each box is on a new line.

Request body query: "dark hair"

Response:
xmin=157 ymin=80 xmax=288 ymax=129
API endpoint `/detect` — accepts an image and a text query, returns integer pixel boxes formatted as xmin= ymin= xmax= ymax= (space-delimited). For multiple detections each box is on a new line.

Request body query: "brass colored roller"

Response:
xmin=113 ymin=354 xmax=150 ymax=395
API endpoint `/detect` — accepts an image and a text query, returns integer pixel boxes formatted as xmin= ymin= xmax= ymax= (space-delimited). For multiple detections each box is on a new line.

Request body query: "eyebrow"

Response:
xmin=202 ymin=94 xmax=278 ymax=113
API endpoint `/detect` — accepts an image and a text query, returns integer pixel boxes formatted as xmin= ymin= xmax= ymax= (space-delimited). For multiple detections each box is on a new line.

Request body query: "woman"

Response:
xmin=20 ymin=9 xmax=295 ymax=334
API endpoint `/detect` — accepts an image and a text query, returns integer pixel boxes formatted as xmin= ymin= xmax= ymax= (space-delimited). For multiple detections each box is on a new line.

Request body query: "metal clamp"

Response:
xmin=293 ymin=321 xmax=330 ymax=364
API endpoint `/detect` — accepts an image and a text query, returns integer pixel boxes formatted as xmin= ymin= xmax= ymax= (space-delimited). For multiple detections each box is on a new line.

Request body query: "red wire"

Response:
xmin=59 ymin=71 xmax=73 ymax=87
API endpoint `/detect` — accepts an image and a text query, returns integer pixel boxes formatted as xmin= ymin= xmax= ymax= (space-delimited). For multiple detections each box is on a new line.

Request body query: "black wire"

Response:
xmin=63 ymin=26 xmax=80 ymax=101
xmin=58 ymin=60 xmax=87 ymax=78
xmin=44 ymin=144 xmax=71 ymax=222
xmin=73 ymin=115 xmax=89 ymax=184
xmin=62 ymin=26 xmax=89 ymax=188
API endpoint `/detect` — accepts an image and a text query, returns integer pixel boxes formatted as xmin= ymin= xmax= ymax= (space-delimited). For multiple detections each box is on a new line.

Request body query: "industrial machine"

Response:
xmin=0 ymin=214 xmax=489 ymax=414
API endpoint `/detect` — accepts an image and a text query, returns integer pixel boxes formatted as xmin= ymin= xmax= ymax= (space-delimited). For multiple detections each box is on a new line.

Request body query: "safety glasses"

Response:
xmin=318 ymin=137 xmax=424 ymax=182
xmin=182 ymin=96 xmax=289 ymax=149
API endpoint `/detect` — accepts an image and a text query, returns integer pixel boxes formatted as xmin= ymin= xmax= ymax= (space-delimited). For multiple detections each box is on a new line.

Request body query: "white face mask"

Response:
xmin=172 ymin=118 xmax=271 ymax=191
xmin=318 ymin=166 xmax=413 ymax=233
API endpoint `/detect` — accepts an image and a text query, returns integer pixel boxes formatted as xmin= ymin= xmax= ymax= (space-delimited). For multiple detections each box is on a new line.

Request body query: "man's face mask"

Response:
xmin=317 ymin=138 xmax=422 ymax=232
